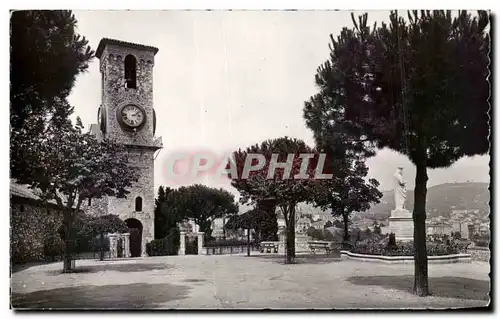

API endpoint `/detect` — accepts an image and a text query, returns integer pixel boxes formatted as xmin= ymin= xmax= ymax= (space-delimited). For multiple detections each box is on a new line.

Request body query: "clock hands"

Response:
xmin=123 ymin=109 xmax=142 ymax=126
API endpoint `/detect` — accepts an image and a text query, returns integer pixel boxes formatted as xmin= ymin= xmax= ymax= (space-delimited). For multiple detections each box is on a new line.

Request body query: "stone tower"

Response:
xmin=94 ymin=38 xmax=162 ymax=257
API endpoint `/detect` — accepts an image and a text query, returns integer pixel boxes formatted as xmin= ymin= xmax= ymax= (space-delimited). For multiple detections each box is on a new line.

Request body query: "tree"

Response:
xmin=77 ymin=214 xmax=129 ymax=261
xmin=304 ymin=79 xmax=382 ymax=247
xmin=332 ymin=220 xmax=344 ymax=229
xmin=224 ymin=208 xmax=264 ymax=256
xmin=15 ymin=118 xmax=139 ymax=272
xmin=154 ymin=186 xmax=167 ymax=239
xmin=256 ymin=199 xmax=279 ymax=241
xmin=10 ymin=10 xmax=93 ymax=179
xmin=307 ymin=227 xmax=336 ymax=241
xmin=311 ymin=10 xmax=489 ymax=295
xmin=173 ymin=185 xmax=239 ymax=239
xmin=231 ymin=137 xmax=320 ymax=264
xmin=154 ymin=186 xmax=175 ymax=239
xmin=306 ymin=151 xmax=382 ymax=245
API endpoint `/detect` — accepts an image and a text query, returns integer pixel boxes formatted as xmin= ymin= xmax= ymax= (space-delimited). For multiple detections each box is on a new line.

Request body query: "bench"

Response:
xmin=259 ymin=242 xmax=278 ymax=253
xmin=308 ymin=241 xmax=334 ymax=255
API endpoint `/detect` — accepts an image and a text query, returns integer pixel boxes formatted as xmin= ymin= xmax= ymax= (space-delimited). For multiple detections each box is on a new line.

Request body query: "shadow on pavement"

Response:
xmin=45 ymin=262 xmax=172 ymax=275
xmin=347 ymin=275 xmax=490 ymax=301
xmin=11 ymin=261 xmax=59 ymax=274
xmin=11 ymin=282 xmax=191 ymax=309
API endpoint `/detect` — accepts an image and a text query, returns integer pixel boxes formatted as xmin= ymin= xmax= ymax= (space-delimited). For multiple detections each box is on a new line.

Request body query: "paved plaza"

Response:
xmin=11 ymin=254 xmax=490 ymax=309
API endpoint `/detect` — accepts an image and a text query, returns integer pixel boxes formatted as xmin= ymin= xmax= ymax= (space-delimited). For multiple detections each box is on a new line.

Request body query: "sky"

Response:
xmin=67 ymin=10 xmax=490 ymax=198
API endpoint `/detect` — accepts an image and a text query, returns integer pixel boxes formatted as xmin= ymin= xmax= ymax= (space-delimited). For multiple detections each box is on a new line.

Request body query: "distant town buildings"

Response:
xmin=426 ymin=209 xmax=489 ymax=239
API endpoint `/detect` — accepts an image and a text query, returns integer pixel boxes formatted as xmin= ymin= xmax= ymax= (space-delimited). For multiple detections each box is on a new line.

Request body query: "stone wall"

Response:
xmin=85 ymin=196 xmax=108 ymax=216
xmin=468 ymin=248 xmax=490 ymax=262
xmin=10 ymin=201 xmax=63 ymax=263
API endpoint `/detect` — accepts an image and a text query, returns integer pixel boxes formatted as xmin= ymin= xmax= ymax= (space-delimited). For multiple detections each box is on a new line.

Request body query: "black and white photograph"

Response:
xmin=9 ymin=7 xmax=491 ymax=310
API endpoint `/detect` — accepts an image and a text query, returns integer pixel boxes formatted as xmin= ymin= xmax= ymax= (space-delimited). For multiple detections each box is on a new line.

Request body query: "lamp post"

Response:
xmin=246 ymin=228 xmax=250 ymax=257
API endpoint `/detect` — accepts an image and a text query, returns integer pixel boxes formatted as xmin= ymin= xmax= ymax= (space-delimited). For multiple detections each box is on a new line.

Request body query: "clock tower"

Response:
xmin=94 ymin=38 xmax=162 ymax=257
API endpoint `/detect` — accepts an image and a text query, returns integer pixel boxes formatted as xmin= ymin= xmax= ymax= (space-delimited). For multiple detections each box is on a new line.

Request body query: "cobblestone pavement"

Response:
xmin=11 ymin=254 xmax=490 ymax=309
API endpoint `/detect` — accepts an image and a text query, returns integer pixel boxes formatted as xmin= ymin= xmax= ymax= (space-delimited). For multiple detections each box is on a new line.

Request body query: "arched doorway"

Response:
xmin=125 ymin=218 xmax=143 ymax=257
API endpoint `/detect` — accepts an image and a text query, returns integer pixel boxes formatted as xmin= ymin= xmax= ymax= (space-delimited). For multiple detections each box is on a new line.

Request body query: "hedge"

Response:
xmin=146 ymin=227 xmax=180 ymax=256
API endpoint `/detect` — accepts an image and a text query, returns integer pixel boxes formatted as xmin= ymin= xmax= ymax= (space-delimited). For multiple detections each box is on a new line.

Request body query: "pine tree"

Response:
xmin=10 ymin=10 xmax=93 ymax=178
xmin=310 ymin=10 xmax=489 ymax=296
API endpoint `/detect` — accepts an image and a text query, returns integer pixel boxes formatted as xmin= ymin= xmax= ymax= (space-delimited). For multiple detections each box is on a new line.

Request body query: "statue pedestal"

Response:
xmin=389 ymin=209 xmax=414 ymax=241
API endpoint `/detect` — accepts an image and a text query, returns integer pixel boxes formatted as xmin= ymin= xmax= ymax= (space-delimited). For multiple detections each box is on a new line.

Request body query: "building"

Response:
xmin=426 ymin=222 xmax=452 ymax=236
xmin=451 ymin=221 xmax=470 ymax=239
xmin=88 ymin=38 xmax=163 ymax=257
xmin=10 ymin=181 xmax=65 ymax=263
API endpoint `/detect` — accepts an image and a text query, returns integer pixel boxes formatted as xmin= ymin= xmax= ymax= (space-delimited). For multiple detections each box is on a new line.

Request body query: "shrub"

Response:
xmin=352 ymin=236 xmax=460 ymax=256
xmin=306 ymin=227 xmax=337 ymax=241
xmin=452 ymin=231 xmax=462 ymax=239
xmin=471 ymin=231 xmax=490 ymax=247
xmin=474 ymin=239 xmax=489 ymax=247
xmin=146 ymin=227 xmax=180 ymax=256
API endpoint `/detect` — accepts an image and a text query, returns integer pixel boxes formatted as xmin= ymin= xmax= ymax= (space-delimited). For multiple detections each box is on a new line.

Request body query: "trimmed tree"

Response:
xmin=311 ymin=10 xmax=489 ymax=295
xmin=173 ymin=185 xmax=239 ymax=239
xmin=231 ymin=137 xmax=321 ymax=264
xmin=224 ymin=208 xmax=263 ymax=256
xmin=15 ymin=118 xmax=139 ymax=272
xmin=78 ymin=214 xmax=129 ymax=260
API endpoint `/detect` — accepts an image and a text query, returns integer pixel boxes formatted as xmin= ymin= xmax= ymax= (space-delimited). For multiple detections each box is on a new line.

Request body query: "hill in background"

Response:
xmin=295 ymin=182 xmax=490 ymax=222
xmin=354 ymin=182 xmax=490 ymax=221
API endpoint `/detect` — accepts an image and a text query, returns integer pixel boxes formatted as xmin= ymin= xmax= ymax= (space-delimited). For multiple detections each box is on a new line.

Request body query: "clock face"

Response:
xmin=120 ymin=104 xmax=145 ymax=128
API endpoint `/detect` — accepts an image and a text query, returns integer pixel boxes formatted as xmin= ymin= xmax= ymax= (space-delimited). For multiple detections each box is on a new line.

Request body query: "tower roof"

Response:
xmin=96 ymin=38 xmax=159 ymax=58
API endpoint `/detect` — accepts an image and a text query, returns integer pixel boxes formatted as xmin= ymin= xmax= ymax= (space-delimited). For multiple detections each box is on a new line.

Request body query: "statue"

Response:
xmin=393 ymin=167 xmax=407 ymax=210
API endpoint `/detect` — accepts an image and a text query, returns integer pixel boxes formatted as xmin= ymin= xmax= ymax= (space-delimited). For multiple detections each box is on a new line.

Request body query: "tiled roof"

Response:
xmin=96 ymin=38 xmax=159 ymax=58
xmin=10 ymin=179 xmax=57 ymax=204
xmin=10 ymin=180 xmax=40 ymax=200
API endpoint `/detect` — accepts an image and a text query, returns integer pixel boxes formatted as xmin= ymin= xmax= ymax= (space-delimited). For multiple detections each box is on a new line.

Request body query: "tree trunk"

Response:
xmin=99 ymin=232 xmax=105 ymax=261
xmin=342 ymin=211 xmax=349 ymax=243
xmin=285 ymin=205 xmax=296 ymax=264
xmin=62 ymin=211 xmax=75 ymax=273
xmin=247 ymin=228 xmax=250 ymax=257
xmin=223 ymin=216 xmax=226 ymax=240
xmin=413 ymin=162 xmax=429 ymax=296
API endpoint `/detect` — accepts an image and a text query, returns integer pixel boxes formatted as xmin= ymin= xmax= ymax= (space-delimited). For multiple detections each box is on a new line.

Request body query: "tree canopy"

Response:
xmin=158 ymin=184 xmax=239 ymax=239
xmin=231 ymin=136 xmax=322 ymax=263
xmin=154 ymin=186 xmax=176 ymax=239
xmin=16 ymin=118 xmax=139 ymax=211
xmin=224 ymin=208 xmax=263 ymax=231
xmin=10 ymin=10 xmax=94 ymax=178
xmin=16 ymin=118 xmax=139 ymax=272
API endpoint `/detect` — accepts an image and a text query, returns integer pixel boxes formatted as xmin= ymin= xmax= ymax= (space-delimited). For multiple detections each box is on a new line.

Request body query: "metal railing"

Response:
xmin=204 ymin=245 xmax=260 ymax=255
